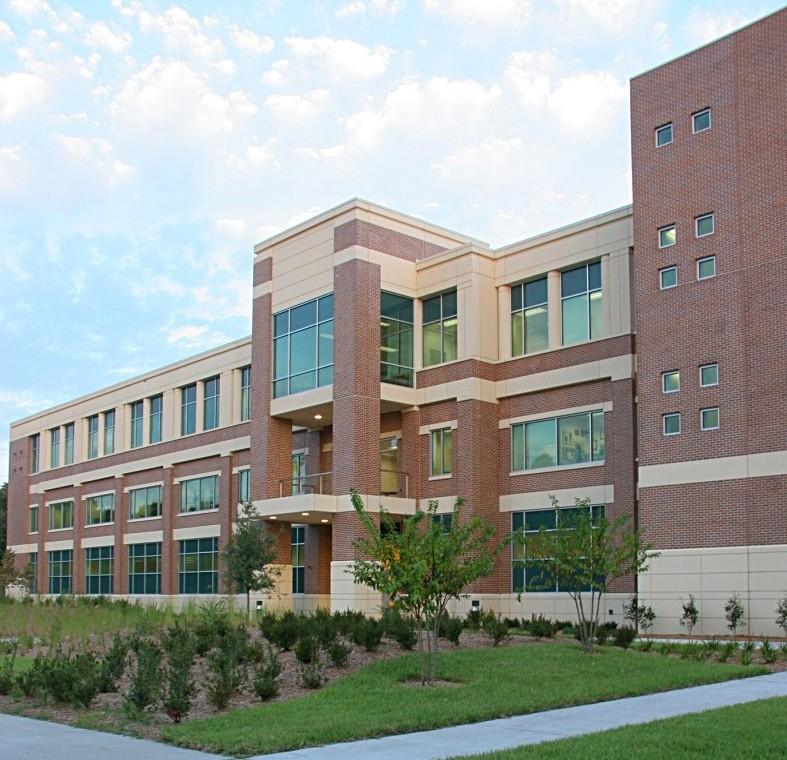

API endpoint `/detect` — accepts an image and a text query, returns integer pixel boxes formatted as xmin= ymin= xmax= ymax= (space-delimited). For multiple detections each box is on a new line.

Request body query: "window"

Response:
xmin=380 ymin=436 xmax=399 ymax=496
xmin=130 ymin=400 xmax=143 ymax=449
xmin=659 ymin=266 xmax=678 ymax=290
xmin=692 ymin=108 xmax=711 ymax=133
xmin=511 ymin=277 xmax=548 ymax=356
xmin=50 ymin=428 xmax=60 ymax=468
xmin=701 ymin=407 xmax=720 ymax=431
xmin=86 ymin=493 xmax=114 ymax=526
xmin=149 ymin=394 xmax=163 ymax=444
xmin=430 ymin=427 xmax=453 ymax=477
xmin=658 ymin=225 xmax=676 ymax=248
xmin=655 ymin=123 xmax=673 ymax=146
xmin=103 ymin=410 xmax=115 ymax=456
xmin=64 ymin=423 xmax=74 ymax=465
xmin=381 ymin=292 xmax=414 ymax=386
xmin=662 ymin=371 xmax=680 ymax=393
xmin=273 ymin=294 xmax=334 ymax=398
xmin=29 ymin=506 xmax=39 ymax=534
xmin=178 ymin=538 xmax=218 ymax=594
xmin=292 ymin=526 xmax=305 ymax=594
xmin=700 ymin=363 xmax=719 ymax=387
xmin=48 ymin=549 xmax=72 ymax=594
xmin=240 ymin=366 xmax=251 ymax=421
xmin=85 ymin=546 xmax=113 ymax=595
xmin=87 ymin=414 xmax=99 ymax=459
xmin=695 ymin=213 xmax=715 ymax=237
xmin=291 ymin=453 xmax=306 ymax=494
xmin=561 ymin=262 xmax=602 ymax=346
xmin=512 ymin=410 xmax=605 ymax=472
xmin=433 ymin=513 xmax=453 ymax=533
xmin=29 ymin=552 xmax=37 ymax=592
xmin=179 ymin=475 xmax=219 ymax=513
xmin=203 ymin=377 xmax=220 ymax=431
xmin=663 ymin=413 xmax=681 ymax=436
xmin=129 ymin=485 xmax=162 ymax=520
xmin=30 ymin=434 xmax=40 ymax=474
xmin=238 ymin=468 xmax=250 ymax=504
xmin=512 ymin=505 xmax=604 ymax=592
xmin=181 ymin=383 xmax=197 ymax=436
xmin=128 ymin=542 xmax=161 ymax=594
xmin=697 ymin=256 xmax=716 ymax=280
xmin=49 ymin=500 xmax=73 ymax=530
xmin=422 ymin=290 xmax=458 ymax=367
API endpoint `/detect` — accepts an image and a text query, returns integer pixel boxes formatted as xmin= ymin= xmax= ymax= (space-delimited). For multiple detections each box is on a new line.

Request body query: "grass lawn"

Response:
xmin=164 ymin=642 xmax=766 ymax=756
xmin=453 ymin=696 xmax=787 ymax=760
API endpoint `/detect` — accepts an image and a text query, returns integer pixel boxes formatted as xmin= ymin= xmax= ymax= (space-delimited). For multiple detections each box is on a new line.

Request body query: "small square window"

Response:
xmin=659 ymin=266 xmax=677 ymax=290
xmin=700 ymin=363 xmax=719 ymax=387
xmin=692 ymin=108 xmax=711 ymax=133
xmin=701 ymin=407 xmax=720 ymax=431
xmin=663 ymin=413 xmax=681 ymax=436
xmin=697 ymin=256 xmax=716 ymax=280
xmin=662 ymin=371 xmax=680 ymax=393
xmin=658 ymin=225 xmax=676 ymax=248
xmin=695 ymin=213 xmax=715 ymax=237
xmin=655 ymin=123 xmax=673 ymax=147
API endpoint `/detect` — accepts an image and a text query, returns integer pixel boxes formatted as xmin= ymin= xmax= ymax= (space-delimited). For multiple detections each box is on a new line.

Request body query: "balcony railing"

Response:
xmin=277 ymin=469 xmax=409 ymax=498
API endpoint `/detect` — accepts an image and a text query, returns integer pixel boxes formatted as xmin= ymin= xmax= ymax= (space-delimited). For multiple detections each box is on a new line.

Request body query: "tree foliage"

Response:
xmin=521 ymin=496 xmax=656 ymax=653
xmin=350 ymin=491 xmax=507 ymax=683
xmin=222 ymin=503 xmax=280 ymax=615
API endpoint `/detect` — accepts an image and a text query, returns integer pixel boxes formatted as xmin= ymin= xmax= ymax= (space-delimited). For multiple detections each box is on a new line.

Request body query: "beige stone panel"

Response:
xmin=270 ymin=386 xmax=332 ymax=417
xmin=700 ymin=571 xmax=749 ymax=593
xmin=380 ymin=384 xmax=417 ymax=407
xmin=646 ymin=550 xmax=703 ymax=576
xmin=81 ymin=535 xmax=115 ymax=549
xmin=418 ymin=495 xmax=458 ymax=511
xmin=547 ymin=270 xmax=562 ymax=350
xmin=500 ymin=401 xmax=613 ymax=429
xmin=499 ymin=485 xmax=613 ymax=512
xmin=124 ymin=530 xmax=164 ymax=545
xmin=749 ymin=546 xmax=787 ymax=573
xmin=8 ymin=543 xmax=38 ymax=554
xmin=330 ymin=560 xmax=383 ymax=615
xmin=748 ymin=572 xmax=787 ymax=594
xmin=649 ymin=572 xmax=703 ymax=595
xmin=267 ymin=223 xmax=335 ymax=265
xmin=172 ymin=524 xmax=221 ymax=541
xmin=44 ymin=539 xmax=74 ymax=551
xmin=271 ymin=268 xmax=334 ymax=312
xmin=358 ymin=206 xmax=472 ymax=249
xmin=607 ymin=249 xmax=633 ymax=336
xmin=293 ymin=595 xmax=332 ymax=613
xmin=700 ymin=547 xmax=749 ymax=574
xmin=497 ymin=285 xmax=511 ymax=361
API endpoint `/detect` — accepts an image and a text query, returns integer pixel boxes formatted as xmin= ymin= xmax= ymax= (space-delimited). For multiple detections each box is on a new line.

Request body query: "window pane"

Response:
xmin=290 ymin=371 xmax=316 ymax=394
xmin=318 ymin=321 xmax=334 ymax=367
xmin=510 ymin=284 xmax=522 ymax=312
xmin=656 ymin=124 xmax=672 ymax=146
xmin=663 ymin=371 xmax=680 ymax=393
xmin=561 ymin=266 xmax=586 ymax=297
xmin=381 ymin=292 xmax=413 ymax=322
xmin=423 ymin=322 xmax=442 ymax=366
xmin=698 ymin=257 xmax=716 ymax=279
xmin=664 ymin=414 xmax=681 ymax=435
xmin=274 ymin=311 xmax=289 ymax=337
xmin=422 ymin=295 xmax=441 ymax=324
xmin=693 ymin=109 xmax=711 ymax=132
xmin=511 ymin=310 xmax=525 ymax=357
xmin=592 ymin=411 xmax=605 ymax=461
xmin=290 ymin=300 xmax=317 ymax=331
xmin=442 ymin=290 xmax=457 ymax=317
xmin=524 ymin=509 xmax=556 ymax=532
xmin=524 ymin=278 xmax=547 ymax=307
xmin=430 ymin=430 xmax=442 ymax=476
xmin=274 ymin=336 xmax=289 ymax=380
xmin=442 ymin=429 xmax=453 ymax=474
xmin=700 ymin=364 xmax=718 ymax=386
xmin=659 ymin=226 xmax=676 ymax=247
xmin=660 ymin=267 xmax=677 ymax=289
xmin=290 ymin=326 xmax=317 ymax=374
xmin=562 ymin=293 xmax=588 ymax=345
xmin=442 ymin=319 xmax=458 ymax=362
xmin=511 ymin=425 xmax=525 ymax=471
xmin=525 ymin=419 xmax=556 ymax=469
xmin=702 ymin=408 xmax=719 ymax=430
xmin=525 ymin=306 xmax=548 ymax=353
xmin=696 ymin=214 xmax=714 ymax=236
xmin=318 ymin=294 xmax=334 ymax=322
xmin=317 ymin=367 xmax=333 ymax=386
xmin=557 ymin=413 xmax=590 ymax=465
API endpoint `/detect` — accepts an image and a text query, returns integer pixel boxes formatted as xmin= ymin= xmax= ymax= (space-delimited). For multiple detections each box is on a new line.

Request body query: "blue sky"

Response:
xmin=0 ymin=0 xmax=783 ymax=477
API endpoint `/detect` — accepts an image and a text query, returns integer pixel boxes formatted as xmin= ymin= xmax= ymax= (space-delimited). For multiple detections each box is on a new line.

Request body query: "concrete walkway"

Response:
xmin=256 ymin=672 xmax=787 ymax=760
xmin=2 ymin=673 xmax=786 ymax=759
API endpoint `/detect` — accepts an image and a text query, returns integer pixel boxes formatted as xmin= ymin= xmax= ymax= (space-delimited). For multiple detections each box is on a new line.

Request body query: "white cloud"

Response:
xmin=225 ymin=142 xmax=280 ymax=171
xmin=424 ymin=0 xmax=532 ymax=28
xmin=111 ymin=59 xmax=251 ymax=140
xmin=230 ymin=26 xmax=274 ymax=55
xmin=266 ymin=89 xmax=329 ymax=122
xmin=504 ymin=50 xmax=555 ymax=109
xmin=683 ymin=7 xmax=753 ymax=47
xmin=0 ymin=72 xmax=47 ymax=122
xmin=433 ymin=136 xmax=526 ymax=182
xmin=131 ymin=275 xmax=186 ymax=300
xmin=555 ymin=0 xmax=658 ymax=34
xmin=336 ymin=1 xmax=367 ymax=16
xmin=53 ymin=134 xmax=134 ymax=185
xmin=0 ymin=145 xmax=27 ymax=191
xmin=228 ymin=90 xmax=258 ymax=115
xmin=284 ymin=36 xmax=394 ymax=79
xmin=7 ymin=0 xmax=52 ymax=19
xmin=84 ymin=21 xmax=132 ymax=54
xmin=262 ymin=58 xmax=289 ymax=86
xmin=128 ymin=4 xmax=224 ymax=59
xmin=0 ymin=21 xmax=15 ymax=42
xmin=548 ymin=71 xmax=627 ymax=136
xmin=214 ymin=218 xmax=248 ymax=238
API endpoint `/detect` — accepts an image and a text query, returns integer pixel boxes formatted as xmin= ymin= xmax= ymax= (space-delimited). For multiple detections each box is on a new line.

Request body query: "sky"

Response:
xmin=0 ymin=0 xmax=783 ymax=478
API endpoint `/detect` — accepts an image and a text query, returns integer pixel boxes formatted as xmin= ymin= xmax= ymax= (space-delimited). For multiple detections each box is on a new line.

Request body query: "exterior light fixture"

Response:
xmin=314 ymin=413 xmax=323 ymax=420
xmin=268 ymin=516 xmax=277 ymax=520
xmin=301 ymin=512 xmax=310 ymax=516
xmin=320 ymin=518 xmax=329 ymax=523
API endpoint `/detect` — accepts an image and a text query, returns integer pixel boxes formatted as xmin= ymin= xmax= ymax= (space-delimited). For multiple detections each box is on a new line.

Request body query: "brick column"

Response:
xmin=162 ymin=466 xmax=176 ymax=596
xmin=250 ymin=290 xmax=293 ymax=500
xmin=219 ymin=454 xmax=233 ymax=593
xmin=400 ymin=406 xmax=421 ymax=503
xmin=72 ymin=484 xmax=84 ymax=594
xmin=114 ymin=475 xmax=126 ymax=595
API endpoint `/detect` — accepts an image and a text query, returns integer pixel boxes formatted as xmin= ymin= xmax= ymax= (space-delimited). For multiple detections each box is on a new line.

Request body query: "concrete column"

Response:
xmin=547 ymin=270 xmax=562 ymax=350
xmin=120 ymin=405 xmax=131 ymax=453
xmin=498 ymin=285 xmax=511 ymax=361
xmin=73 ymin=419 xmax=84 ymax=465
xmin=162 ymin=389 xmax=175 ymax=441
xmin=142 ymin=397 xmax=151 ymax=446
xmin=601 ymin=253 xmax=611 ymax=339
xmin=219 ymin=370 xmax=233 ymax=428
xmin=195 ymin=380 xmax=205 ymax=433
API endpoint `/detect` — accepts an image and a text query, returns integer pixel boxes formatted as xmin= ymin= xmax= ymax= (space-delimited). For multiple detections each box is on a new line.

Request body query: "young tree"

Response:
xmin=222 ymin=503 xmax=280 ymax=615
xmin=522 ymin=497 xmax=656 ymax=653
xmin=679 ymin=594 xmax=699 ymax=638
xmin=350 ymin=491 xmax=507 ymax=684
xmin=724 ymin=593 xmax=745 ymax=636
xmin=0 ymin=548 xmax=25 ymax=598
xmin=623 ymin=596 xmax=656 ymax=635
xmin=775 ymin=596 xmax=787 ymax=638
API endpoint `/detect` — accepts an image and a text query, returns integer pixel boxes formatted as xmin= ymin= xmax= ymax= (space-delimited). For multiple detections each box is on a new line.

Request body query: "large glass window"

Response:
xmin=85 ymin=546 xmax=113 ymax=595
xmin=49 ymin=500 xmax=74 ymax=530
xmin=291 ymin=453 xmax=306 ymax=495
xmin=422 ymin=290 xmax=457 ymax=367
xmin=30 ymin=433 xmax=40 ymax=474
xmin=381 ymin=292 xmax=414 ymax=386
xmin=149 ymin=394 xmax=163 ymax=444
xmin=179 ymin=538 xmax=218 ymax=594
xmin=130 ymin=401 xmax=144 ymax=449
xmin=29 ymin=552 xmax=37 ymax=592
xmin=86 ymin=493 xmax=114 ymax=526
xmin=512 ymin=410 xmax=605 ymax=472
xmin=273 ymin=294 xmax=334 ymax=398
xmin=50 ymin=428 xmax=60 ymax=468
xmin=430 ymin=427 xmax=453 ymax=477
xmin=238 ymin=468 xmax=250 ymax=503
xmin=86 ymin=415 xmax=99 ymax=460
xmin=129 ymin=485 xmax=162 ymax=520
xmin=128 ymin=542 xmax=161 ymax=594
xmin=380 ymin=436 xmax=399 ymax=495
xmin=181 ymin=383 xmax=197 ymax=435
xmin=240 ymin=366 xmax=251 ymax=421
xmin=203 ymin=377 xmax=220 ymax=431
xmin=561 ymin=263 xmax=602 ymax=346
xmin=512 ymin=505 xmax=604 ymax=592
xmin=29 ymin=506 xmax=39 ymax=533
xmin=179 ymin=475 xmax=219 ymax=513
xmin=64 ymin=423 xmax=74 ymax=465
xmin=292 ymin=526 xmax=305 ymax=594
xmin=48 ymin=549 xmax=72 ymax=594
xmin=511 ymin=277 xmax=548 ymax=356
xmin=103 ymin=410 xmax=115 ymax=455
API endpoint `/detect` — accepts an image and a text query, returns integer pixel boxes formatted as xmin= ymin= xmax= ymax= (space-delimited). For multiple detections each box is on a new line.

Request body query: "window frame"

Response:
xmin=238 ymin=468 xmax=250 ymax=504
xmin=181 ymin=383 xmax=197 ymax=436
xmin=203 ymin=376 xmax=220 ymax=431
xmin=659 ymin=266 xmax=678 ymax=290
xmin=128 ymin=541 xmax=162 ymax=594
xmin=85 ymin=492 xmax=115 ymax=527
xmin=429 ymin=427 xmax=453 ymax=478
xmin=48 ymin=549 xmax=72 ymax=595
xmin=699 ymin=363 xmax=719 ymax=388
xmin=149 ymin=394 xmax=163 ymax=444
xmin=695 ymin=212 xmax=715 ymax=238
xmin=662 ymin=370 xmax=680 ymax=394
xmin=291 ymin=525 xmax=305 ymax=594
xmin=64 ymin=423 xmax=74 ymax=465
xmin=103 ymin=410 xmax=115 ymax=456
xmin=697 ymin=256 xmax=716 ymax=280
xmin=50 ymin=427 xmax=60 ymax=468
xmin=30 ymin=433 xmax=40 ymax=474
xmin=29 ymin=505 xmax=39 ymax=534
xmin=178 ymin=475 xmax=220 ymax=514
xmin=240 ymin=366 xmax=251 ymax=421
xmin=692 ymin=107 xmax=711 ymax=134
xmin=560 ymin=262 xmax=602 ymax=346
xmin=129 ymin=485 xmax=163 ymax=521
xmin=655 ymin=122 xmax=673 ymax=147
xmin=85 ymin=546 xmax=113 ymax=595
xmin=658 ymin=224 xmax=676 ymax=249
xmin=130 ymin=400 xmax=144 ymax=449
xmin=422 ymin=290 xmax=458 ymax=367
xmin=380 ymin=291 xmax=415 ymax=387
xmin=511 ymin=277 xmax=549 ymax=357
xmin=48 ymin=499 xmax=74 ymax=531
xmin=663 ymin=413 xmax=681 ymax=436
xmin=701 ymin=407 xmax=720 ymax=431
xmin=87 ymin=414 xmax=99 ymax=460
xmin=178 ymin=537 xmax=218 ymax=594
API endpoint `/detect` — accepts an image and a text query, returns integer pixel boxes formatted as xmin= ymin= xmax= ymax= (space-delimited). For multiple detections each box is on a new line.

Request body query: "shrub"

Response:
xmin=481 ymin=612 xmax=509 ymax=646
xmin=125 ymin=640 xmax=163 ymax=712
xmin=623 ymin=597 xmax=656 ymax=634
xmin=439 ymin=616 xmax=464 ymax=647
xmin=776 ymin=597 xmax=787 ymax=638
xmin=16 ymin=656 xmax=47 ymax=697
xmin=299 ymin=653 xmax=326 ymax=689
xmin=741 ymin=649 xmax=753 ymax=666
xmin=528 ymin=615 xmax=555 ymax=639
xmin=0 ymin=647 xmax=16 ymax=695
xmin=658 ymin=642 xmax=675 ymax=656
xmin=326 ymin=639 xmax=352 ymax=667
xmin=637 ymin=638 xmax=654 ymax=652
xmin=502 ymin=617 xmax=520 ymax=630
xmin=718 ymin=642 xmax=737 ymax=663
xmin=205 ymin=646 xmax=245 ymax=710
xmin=594 ymin=621 xmax=618 ymax=646
xmin=252 ymin=642 xmax=280 ymax=701
xmin=725 ymin=594 xmax=745 ymax=635
xmin=351 ymin=618 xmax=384 ymax=652
xmin=614 ymin=626 xmax=637 ymax=649
xmin=386 ymin=613 xmax=418 ymax=650
xmin=193 ymin=600 xmax=233 ymax=656
xmin=761 ymin=638 xmax=777 ymax=663
xmin=267 ymin=613 xmax=301 ymax=652
xmin=162 ymin=624 xmax=196 ymax=724
xmin=332 ymin=609 xmax=366 ymax=637
xmin=311 ymin=609 xmax=338 ymax=647
xmin=295 ymin=635 xmax=319 ymax=664
xmin=97 ymin=634 xmax=129 ymax=693
xmin=465 ymin=608 xmax=482 ymax=630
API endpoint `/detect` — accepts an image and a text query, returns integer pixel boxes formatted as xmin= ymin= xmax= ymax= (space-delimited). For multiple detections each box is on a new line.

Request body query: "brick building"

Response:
xmin=6 ymin=10 xmax=786 ymax=634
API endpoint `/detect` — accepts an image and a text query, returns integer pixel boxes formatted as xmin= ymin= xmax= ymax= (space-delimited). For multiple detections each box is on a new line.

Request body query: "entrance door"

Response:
xmin=292 ymin=452 xmax=306 ymax=494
